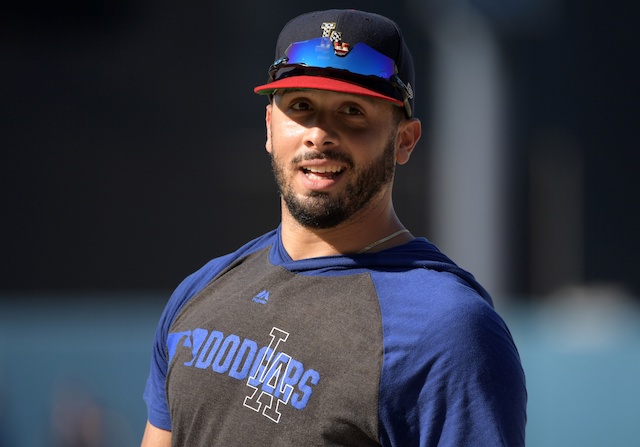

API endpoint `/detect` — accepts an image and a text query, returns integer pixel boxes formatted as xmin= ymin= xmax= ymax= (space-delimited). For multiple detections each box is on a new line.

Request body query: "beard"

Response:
xmin=270 ymin=135 xmax=397 ymax=229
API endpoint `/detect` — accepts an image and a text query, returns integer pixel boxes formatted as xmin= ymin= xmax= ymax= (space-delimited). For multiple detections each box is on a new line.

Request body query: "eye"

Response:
xmin=290 ymin=100 xmax=312 ymax=111
xmin=342 ymin=104 xmax=365 ymax=116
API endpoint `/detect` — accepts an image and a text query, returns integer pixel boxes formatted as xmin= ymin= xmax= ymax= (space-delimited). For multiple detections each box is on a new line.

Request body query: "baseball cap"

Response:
xmin=254 ymin=9 xmax=415 ymax=118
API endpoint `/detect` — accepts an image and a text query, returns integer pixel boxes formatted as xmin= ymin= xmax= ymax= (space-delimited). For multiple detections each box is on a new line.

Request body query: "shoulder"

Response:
xmin=376 ymin=268 xmax=526 ymax=445
xmin=180 ymin=230 xmax=277 ymax=294
xmin=373 ymin=266 xmax=523 ymax=388
xmin=372 ymin=267 xmax=492 ymax=317
xmin=158 ymin=230 xmax=278 ymax=334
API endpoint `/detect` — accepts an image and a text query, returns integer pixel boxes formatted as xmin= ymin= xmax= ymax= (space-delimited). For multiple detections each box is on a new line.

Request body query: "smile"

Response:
xmin=301 ymin=165 xmax=345 ymax=181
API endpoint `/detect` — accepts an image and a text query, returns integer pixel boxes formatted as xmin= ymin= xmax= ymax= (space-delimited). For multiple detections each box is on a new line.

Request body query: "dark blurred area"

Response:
xmin=2 ymin=0 xmax=281 ymax=292
xmin=1 ymin=0 xmax=639 ymax=297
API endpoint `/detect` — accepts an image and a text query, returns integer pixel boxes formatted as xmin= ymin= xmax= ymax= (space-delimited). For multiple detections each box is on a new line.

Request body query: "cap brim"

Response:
xmin=254 ymin=75 xmax=404 ymax=107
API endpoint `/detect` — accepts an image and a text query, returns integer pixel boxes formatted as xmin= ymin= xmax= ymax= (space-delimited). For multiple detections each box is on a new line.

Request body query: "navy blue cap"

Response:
xmin=254 ymin=9 xmax=415 ymax=117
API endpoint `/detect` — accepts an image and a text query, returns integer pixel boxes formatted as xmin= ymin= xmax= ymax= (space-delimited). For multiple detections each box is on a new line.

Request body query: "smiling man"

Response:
xmin=267 ymin=88 xmax=414 ymax=248
xmin=141 ymin=9 xmax=527 ymax=447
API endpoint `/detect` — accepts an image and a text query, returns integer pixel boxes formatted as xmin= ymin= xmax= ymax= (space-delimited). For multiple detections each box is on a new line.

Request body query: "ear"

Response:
xmin=395 ymin=118 xmax=422 ymax=165
xmin=265 ymin=104 xmax=273 ymax=154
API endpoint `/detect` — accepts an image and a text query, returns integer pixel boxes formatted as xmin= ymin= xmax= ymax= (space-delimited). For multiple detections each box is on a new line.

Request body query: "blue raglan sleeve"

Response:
xmin=375 ymin=269 xmax=527 ymax=446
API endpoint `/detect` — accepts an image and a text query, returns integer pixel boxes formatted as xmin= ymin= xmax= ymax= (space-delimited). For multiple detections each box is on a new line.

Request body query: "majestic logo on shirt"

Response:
xmin=252 ymin=289 xmax=270 ymax=304
xmin=167 ymin=326 xmax=320 ymax=424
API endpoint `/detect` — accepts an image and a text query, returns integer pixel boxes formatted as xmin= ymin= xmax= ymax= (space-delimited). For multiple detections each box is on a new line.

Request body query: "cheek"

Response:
xmin=350 ymin=131 xmax=395 ymax=162
xmin=280 ymin=118 xmax=305 ymax=138
xmin=269 ymin=119 xmax=305 ymax=151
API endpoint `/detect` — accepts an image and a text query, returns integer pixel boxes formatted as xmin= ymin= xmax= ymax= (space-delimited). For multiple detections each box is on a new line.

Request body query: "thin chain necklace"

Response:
xmin=357 ymin=229 xmax=410 ymax=253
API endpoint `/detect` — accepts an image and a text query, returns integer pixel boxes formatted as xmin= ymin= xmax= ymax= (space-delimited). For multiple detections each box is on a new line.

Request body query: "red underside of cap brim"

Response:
xmin=254 ymin=76 xmax=403 ymax=107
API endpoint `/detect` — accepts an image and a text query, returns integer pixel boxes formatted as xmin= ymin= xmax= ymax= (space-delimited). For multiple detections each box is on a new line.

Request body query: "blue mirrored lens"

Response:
xmin=284 ymin=37 xmax=396 ymax=80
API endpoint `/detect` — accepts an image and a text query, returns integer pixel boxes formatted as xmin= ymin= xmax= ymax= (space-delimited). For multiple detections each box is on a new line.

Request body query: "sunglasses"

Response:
xmin=268 ymin=37 xmax=413 ymax=116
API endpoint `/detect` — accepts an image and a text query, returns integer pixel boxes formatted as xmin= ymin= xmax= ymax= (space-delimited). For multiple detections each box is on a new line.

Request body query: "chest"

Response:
xmin=166 ymin=251 xmax=384 ymax=446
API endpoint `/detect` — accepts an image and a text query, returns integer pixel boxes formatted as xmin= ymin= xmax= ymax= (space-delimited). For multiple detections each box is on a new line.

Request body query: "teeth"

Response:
xmin=305 ymin=166 xmax=343 ymax=174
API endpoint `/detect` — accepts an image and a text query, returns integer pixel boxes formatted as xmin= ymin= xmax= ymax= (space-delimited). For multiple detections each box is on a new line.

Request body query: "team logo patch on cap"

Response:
xmin=321 ymin=22 xmax=351 ymax=57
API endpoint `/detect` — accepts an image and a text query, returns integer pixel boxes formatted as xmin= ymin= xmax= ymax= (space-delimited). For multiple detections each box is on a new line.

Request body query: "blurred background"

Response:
xmin=1 ymin=0 xmax=639 ymax=445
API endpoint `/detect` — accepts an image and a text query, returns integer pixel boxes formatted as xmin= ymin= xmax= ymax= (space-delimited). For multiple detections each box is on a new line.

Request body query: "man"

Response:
xmin=141 ymin=9 xmax=527 ymax=447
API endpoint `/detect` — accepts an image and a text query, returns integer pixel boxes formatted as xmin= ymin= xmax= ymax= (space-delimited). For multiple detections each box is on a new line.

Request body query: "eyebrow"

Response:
xmin=278 ymin=89 xmax=381 ymax=106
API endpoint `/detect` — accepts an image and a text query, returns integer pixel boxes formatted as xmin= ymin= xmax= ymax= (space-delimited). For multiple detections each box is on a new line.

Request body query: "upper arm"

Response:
xmin=141 ymin=421 xmax=171 ymax=447
xmin=375 ymin=270 xmax=527 ymax=446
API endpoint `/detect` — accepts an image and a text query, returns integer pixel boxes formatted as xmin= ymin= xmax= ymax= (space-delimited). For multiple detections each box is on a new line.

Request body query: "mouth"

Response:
xmin=301 ymin=165 xmax=345 ymax=180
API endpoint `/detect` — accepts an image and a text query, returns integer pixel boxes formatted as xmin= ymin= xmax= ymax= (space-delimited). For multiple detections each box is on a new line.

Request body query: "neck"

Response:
xmin=280 ymin=199 xmax=412 ymax=260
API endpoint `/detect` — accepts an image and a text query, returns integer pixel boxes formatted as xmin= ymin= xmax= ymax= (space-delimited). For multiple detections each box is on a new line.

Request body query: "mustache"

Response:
xmin=292 ymin=150 xmax=354 ymax=168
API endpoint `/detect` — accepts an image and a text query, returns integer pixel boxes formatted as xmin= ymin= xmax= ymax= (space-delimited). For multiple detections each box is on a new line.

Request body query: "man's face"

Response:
xmin=266 ymin=89 xmax=400 ymax=229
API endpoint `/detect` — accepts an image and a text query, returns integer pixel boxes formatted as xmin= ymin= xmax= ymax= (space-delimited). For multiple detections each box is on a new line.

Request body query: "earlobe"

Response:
xmin=395 ymin=118 xmax=422 ymax=165
xmin=265 ymin=104 xmax=273 ymax=154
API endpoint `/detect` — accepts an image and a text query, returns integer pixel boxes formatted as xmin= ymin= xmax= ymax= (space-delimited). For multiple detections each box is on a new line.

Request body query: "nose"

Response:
xmin=304 ymin=114 xmax=338 ymax=150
